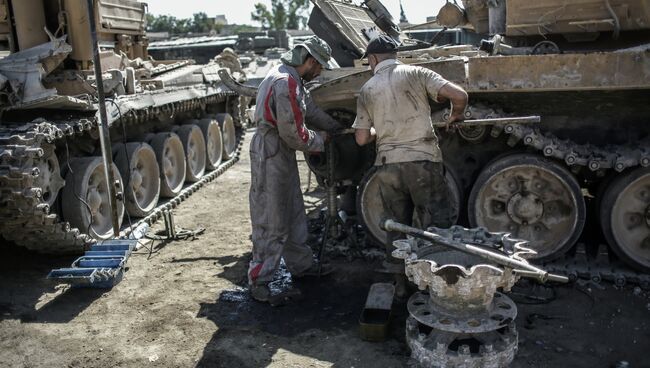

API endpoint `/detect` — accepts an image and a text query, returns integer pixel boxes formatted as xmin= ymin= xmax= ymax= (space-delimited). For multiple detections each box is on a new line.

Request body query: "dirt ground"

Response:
xmin=1 ymin=130 xmax=649 ymax=368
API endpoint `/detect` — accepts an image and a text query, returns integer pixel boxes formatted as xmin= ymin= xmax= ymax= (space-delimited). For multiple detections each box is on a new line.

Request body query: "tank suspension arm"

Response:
xmin=381 ymin=219 xmax=568 ymax=283
xmin=432 ymin=116 xmax=541 ymax=128
xmin=217 ymin=69 xmax=258 ymax=97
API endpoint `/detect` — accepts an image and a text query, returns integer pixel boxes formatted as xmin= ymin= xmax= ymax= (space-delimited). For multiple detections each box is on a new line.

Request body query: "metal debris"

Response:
xmin=392 ymin=225 xmax=541 ymax=367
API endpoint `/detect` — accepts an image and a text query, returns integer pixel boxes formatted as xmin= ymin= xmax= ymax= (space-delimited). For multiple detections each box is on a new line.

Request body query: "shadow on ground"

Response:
xmin=195 ymin=253 xmax=411 ymax=367
xmin=0 ymin=244 xmax=108 ymax=323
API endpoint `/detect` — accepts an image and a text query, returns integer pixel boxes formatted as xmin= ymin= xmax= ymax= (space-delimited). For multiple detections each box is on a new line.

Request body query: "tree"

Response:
xmin=251 ymin=0 xmax=310 ymax=30
xmin=190 ymin=12 xmax=214 ymax=33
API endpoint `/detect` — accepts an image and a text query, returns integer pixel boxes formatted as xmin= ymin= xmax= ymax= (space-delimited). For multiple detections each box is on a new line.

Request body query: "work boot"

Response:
xmin=250 ymin=284 xmax=271 ymax=302
xmin=251 ymin=284 xmax=303 ymax=307
xmin=293 ymin=262 xmax=334 ymax=278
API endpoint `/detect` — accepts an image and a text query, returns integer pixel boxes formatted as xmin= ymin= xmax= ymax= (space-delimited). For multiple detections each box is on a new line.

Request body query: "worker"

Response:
xmin=248 ymin=36 xmax=342 ymax=305
xmin=353 ymin=34 xmax=468 ymax=296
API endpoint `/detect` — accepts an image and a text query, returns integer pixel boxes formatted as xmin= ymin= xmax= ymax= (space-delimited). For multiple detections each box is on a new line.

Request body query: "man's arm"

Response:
xmin=304 ymin=91 xmax=344 ymax=132
xmin=437 ymin=82 xmax=468 ymax=123
xmin=421 ymin=67 xmax=469 ymax=123
xmin=353 ymin=91 xmax=375 ymax=146
xmin=274 ymin=77 xmax=326 ymax=152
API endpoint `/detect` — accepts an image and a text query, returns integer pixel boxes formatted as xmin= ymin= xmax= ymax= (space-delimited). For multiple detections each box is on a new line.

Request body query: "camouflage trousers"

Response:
xmin=374 ymin=161 xmax=457 ymax=270
xmin=247 ymin=125 xmax=313 ymax=286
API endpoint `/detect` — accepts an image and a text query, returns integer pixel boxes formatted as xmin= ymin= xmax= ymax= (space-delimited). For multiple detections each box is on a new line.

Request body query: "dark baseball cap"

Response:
xmin=362 ymin=34 xmax=399 ymax=58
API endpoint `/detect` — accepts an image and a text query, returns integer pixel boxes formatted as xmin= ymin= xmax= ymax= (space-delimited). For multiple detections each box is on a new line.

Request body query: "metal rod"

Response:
xmin=432 ymin=115 xmax=541 ymax=128
xmin=381 ymin=219 xmax=568 ymax=283
xmin=87 ymin=0 xmax=120 ymax=237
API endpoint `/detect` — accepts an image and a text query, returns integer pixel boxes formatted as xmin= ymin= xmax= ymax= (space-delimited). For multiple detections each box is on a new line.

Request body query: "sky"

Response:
xmin=146 ymin=0 xmax=447 ymax=26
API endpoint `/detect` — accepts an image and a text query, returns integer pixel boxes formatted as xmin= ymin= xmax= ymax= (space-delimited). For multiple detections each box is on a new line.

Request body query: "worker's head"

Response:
xmin=363 ymin=34 xmax=398 ymax=72
xmin=280 ymin=36 xmax=334 ymax=81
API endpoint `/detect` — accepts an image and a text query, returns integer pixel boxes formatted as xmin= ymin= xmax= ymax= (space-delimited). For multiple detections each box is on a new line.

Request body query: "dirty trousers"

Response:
xmin=375 ymin=161 xmax=457 ymax=269
xmin=248 ymin=127 xmax=313 ymax=285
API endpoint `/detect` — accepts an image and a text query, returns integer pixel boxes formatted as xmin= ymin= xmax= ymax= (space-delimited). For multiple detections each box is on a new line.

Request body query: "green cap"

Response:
xmin=281 ymin=36 xmax=335 ymax=70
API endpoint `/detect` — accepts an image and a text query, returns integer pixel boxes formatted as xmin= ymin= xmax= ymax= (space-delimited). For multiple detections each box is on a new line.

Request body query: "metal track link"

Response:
xmin=0 ymin=92 xmax=239 ymax=254
xmin=502 ymin=124 xmax=650 ymax=172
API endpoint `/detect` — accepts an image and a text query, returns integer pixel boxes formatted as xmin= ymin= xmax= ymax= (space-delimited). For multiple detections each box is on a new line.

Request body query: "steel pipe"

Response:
xmin=381 ymin=219 xmax=568 ymax=283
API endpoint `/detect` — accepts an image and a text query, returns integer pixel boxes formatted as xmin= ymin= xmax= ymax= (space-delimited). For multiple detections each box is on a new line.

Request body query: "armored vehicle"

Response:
xmin=305 ymin=0 xmax=650 ymax=273
xmin=0 ymin=0 xmax=243 ymax=253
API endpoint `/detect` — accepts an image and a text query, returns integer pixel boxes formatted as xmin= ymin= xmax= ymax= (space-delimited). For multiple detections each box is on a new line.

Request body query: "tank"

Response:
xmin=303 ymin=0 xmax=650 ymax=274
xmin=0 ymin=0 xmax=244 ymax=253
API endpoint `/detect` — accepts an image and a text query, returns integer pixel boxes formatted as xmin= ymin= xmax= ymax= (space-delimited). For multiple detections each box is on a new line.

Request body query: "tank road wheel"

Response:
xmin=114 ymin=142 xmax=161 ymax=217
xmin=196 ymin=118 xmax=223 ymax=170
xmin=468 ymin=153 xmax=586 ymax=260
xmin=175 ymin=124 xmax=206 ymax=182
xmin=600 ymin=167 xmax=650 ymax=273
xmin=215 ymin=113 xmax=237 ymax=159
xmin=61 ymin=157 xmax=124 ymax=239
xmin=357 ymin=165 xmax=461 ymax=246
xmin=149 ymin=132 xmax=186 ymax=197
xmin=34 ymin=145 xmax=65 ymax=207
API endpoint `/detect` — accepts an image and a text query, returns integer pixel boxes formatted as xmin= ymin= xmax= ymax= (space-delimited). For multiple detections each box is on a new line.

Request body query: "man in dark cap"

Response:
xmin=248 ymin=36 xmax=342 ymax=305
xmin=353 ymin=34 xmax=468 ymax=296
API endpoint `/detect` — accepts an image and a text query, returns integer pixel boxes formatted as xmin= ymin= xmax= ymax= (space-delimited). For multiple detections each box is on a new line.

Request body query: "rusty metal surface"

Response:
xmin=393 ymin=224 xmax=532 ymax=367
xmin=466 ymin=51 xmax=650 ymax=92
xmin=505 ymin=0 xmax=650 ymax=36
xmin=310 ymin=58 xmax=466 ymax=110
xmin=406 ymin=317 xmax=518 ymax=368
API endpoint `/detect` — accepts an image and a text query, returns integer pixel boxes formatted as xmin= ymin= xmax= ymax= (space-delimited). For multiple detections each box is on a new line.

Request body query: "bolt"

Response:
xmin=641 ymin=157 xmax=650 ymax=166
xmin=459 ymin=345 xmax=471 ymax=355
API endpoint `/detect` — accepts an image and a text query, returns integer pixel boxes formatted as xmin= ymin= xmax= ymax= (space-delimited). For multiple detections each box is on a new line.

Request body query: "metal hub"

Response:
xmin=601 ymin=168 xmax=650 ymax=272
xmin=150 ymin=132 xmax=186 ymax=198
xmin=198 ymin=118 xmax=223 ymax=170
xmin=408 ymin=292 xmax=516 ymax=334
xmin=406 ymin=317 xmax=518 ymax=368
xmin=177 ymin=124 xmax=207 ymax=182
xmin=469 ymin=154 xmax=585 ymax=260
xmin=506 ymin=192 xmax=544 ymax=225
xmin=359 ymin=166 xmax=461 ymax=246
xmin=217 ymin=113 xmax=237 ymax=160
xmin=115 ymin=142 xmax=161 ymax=217
xmin=61 ymin=157 xmax=124 ymax=239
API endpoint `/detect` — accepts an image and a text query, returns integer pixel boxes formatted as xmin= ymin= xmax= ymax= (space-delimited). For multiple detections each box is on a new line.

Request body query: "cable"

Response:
xmin=63 ymin=137 xmax=94 ymax=237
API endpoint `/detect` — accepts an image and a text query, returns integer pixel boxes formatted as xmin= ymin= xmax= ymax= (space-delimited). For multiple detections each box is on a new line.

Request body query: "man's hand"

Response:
xmin=445 ymin=111 xmax=465 ymax=131
xmin=438 ymin=82 xmax=468 ymax=131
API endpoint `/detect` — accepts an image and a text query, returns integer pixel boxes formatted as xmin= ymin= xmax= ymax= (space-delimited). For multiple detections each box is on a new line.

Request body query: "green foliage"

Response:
xmin=251 ymin=0 xmax=310 ymax=30
xmin=146 ymin=12 xmax=219 ymax=34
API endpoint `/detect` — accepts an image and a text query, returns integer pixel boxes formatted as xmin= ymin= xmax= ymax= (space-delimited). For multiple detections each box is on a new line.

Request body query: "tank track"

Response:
xmin=501 ymin=124 xmax=650 ymax=172
xmin=449 ymin=107 xmax=650 ymax=283
xmin=0 ymin=92 xmax=240 ymax=253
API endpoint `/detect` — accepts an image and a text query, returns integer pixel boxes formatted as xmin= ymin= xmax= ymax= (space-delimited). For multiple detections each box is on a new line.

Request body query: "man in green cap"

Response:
xmin=248 ymin=36 xmax=342 ymax=305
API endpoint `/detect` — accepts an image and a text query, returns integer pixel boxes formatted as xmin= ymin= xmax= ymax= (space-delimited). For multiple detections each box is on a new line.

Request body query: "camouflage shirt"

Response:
xmin=353 ymin=59 xmax=449 ymax=165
